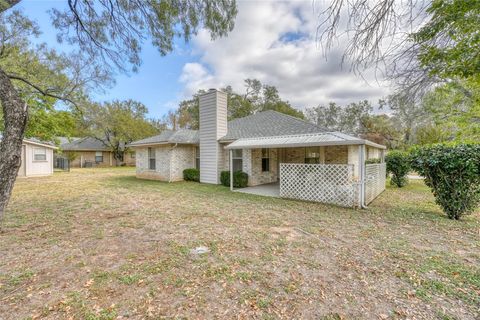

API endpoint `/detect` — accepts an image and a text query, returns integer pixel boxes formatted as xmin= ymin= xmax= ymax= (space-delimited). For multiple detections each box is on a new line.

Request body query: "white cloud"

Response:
xmin=179 ymin=0 xmax=390 ymax=109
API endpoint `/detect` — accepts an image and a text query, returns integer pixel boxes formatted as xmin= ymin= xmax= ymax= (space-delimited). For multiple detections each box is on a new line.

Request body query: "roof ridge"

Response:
xmin=262 ymin=110 xmax=326 ymax=131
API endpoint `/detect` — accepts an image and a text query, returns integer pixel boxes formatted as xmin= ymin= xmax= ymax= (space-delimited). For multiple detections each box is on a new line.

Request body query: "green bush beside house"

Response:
xmin=220 ymin=171 xmax=248 ymax=188
xmin=183 ymin=168 xmax=200 ymax=182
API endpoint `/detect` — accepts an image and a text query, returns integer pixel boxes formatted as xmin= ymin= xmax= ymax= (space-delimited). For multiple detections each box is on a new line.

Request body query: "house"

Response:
xmin=18 ymin=138 xmax=57 ymax=177
xmin=129 ymin=89 xmax=386 ymax=207
xmin=60 ymin=137 xmax=135 ymax=168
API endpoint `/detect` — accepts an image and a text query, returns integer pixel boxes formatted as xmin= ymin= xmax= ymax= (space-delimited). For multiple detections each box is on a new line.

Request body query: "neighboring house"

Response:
xmin=129 ymin=89 xmax=387 ymax=207
xmin=18 ymin=138 xmax=57 ymax=177
xmin=60 ymin=137 xmax=135 ymax=168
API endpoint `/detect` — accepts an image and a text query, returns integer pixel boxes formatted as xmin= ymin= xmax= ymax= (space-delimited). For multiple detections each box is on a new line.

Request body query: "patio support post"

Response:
xmin=359 ymin=144 xmax=366 ymax=208
xmin=229 ymin=149 xmax=233 ymax=191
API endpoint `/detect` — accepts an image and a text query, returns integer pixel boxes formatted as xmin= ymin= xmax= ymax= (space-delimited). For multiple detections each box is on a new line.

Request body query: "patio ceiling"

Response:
xmin=225 ymin=132 xmax=386 ymax=150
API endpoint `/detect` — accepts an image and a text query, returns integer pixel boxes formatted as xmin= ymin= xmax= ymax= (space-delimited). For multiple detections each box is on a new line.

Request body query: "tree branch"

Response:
xmin=7 ymin=73 xmax=78 ymax=108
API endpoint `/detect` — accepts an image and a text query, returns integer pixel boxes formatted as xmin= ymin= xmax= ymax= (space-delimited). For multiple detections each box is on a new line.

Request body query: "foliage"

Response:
xmin=382 ymin=96 xmax=432 ymax=146
xmin=414 ymin=124 xmax=451 ymax=145
xmin=413 ymin=0 xmax=480 ymax=80
xmin=49 ymin=0 xmax=237 ymax=72
xmin=220 ymin=170 xmax=248 ymax=188
xmin=421 ymin=78 xmax=480 ymax=142
xmin=410 ymin=144 xmax=480 ymax=220
xmin=385 ymin=151 xmax=410 ymax=187
xmin=306 ymin=100 xmax=401 ymax=148
xmin=183 ymin=168 xmax=200 ymax=182
xmin=164 ymin=79 xmax=304 ymax=130
xmin=365 ymin=158 xmax=381 ymax=164
xmin=78 ymin=100 xmax=159 ymax=161
xmin=0 ymin=11 xmax=100 ymax=141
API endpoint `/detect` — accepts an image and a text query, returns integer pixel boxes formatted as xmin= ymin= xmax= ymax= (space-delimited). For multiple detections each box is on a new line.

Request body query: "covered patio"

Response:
xmin=225 ymin=132 xmax=386 ymax=208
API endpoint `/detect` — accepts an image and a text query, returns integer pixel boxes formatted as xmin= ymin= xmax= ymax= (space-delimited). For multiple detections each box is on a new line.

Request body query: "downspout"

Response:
xmin=359 ymin=144 xmax=368 ymax=209
xmin=229 ymin=149 xmax=233 ymax=191
xmin=168 ymin=143 xmax=178 ymax=183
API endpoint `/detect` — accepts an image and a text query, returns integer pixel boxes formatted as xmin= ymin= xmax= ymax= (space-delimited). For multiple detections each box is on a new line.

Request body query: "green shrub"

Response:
xmin=410 ymin=144 xmax=480 ymax=220
xmin=365 ymin=158 xmax=381 ymax=164
xmin=220 ymin=170 xmax=249 ymax=188
xmin=183 ymin=168 xmax=200 ymax=182
xmin=385 ymin=150 xmax=410 ymax=187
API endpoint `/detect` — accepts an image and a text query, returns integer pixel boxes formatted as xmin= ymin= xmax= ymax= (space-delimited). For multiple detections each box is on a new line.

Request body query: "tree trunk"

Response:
xmin=0 ymin=67 xmax=28 ymax=227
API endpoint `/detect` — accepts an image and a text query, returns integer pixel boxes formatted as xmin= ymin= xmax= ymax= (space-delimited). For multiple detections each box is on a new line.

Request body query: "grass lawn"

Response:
xmin=1 ymin=168 xmax=479 ymax=319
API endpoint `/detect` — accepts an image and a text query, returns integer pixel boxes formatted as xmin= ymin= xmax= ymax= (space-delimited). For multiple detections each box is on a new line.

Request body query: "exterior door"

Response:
xmin=18 ymin=145 xmax=26 ymax=176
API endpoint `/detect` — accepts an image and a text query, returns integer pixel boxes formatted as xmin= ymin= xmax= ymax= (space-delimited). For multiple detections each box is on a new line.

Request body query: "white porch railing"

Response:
xmin=365 ymin=163 xmax=386 ymax=204
xmin=280 ymin=163 xmax=359 ymax=207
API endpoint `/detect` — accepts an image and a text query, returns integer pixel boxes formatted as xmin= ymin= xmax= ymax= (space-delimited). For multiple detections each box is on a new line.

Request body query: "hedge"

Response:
xmin=385 ymin=151 xmax=410 ymax=187
xmin=220 ymin=170 xmax=248 ymax=188
xmin=183 ymin=168 xmax=200 ymax=182
xmin=410 ymin=144 xmax=480 ymax=220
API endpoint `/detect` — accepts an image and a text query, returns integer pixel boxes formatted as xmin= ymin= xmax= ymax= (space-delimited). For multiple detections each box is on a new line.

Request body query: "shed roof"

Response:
xmin=225 ymin=132 xmax=386 ymax=150
xmin=23 ymin=138 xmax=58 ymax=149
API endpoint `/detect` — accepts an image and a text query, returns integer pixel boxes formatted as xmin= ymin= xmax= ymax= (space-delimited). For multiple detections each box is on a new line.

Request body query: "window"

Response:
xmin=33 ymin=147 xmax=47 ymax=161
xmin=130 ymin=151 xmax=136 ymax=159
xmin=305 ymin=147 xmax=320 ymax=164
xmin=148 ymin=147 xmax=156 ymax=170
xmin=232 ymin=149 xmax=243 ymax=172
xmin=195 ymin=147 xmax=200 ymax=169
xmin=261 ymin=148 xmax=270 ymax=172
xmin=95 ymin=151 xmax=104 ymax=163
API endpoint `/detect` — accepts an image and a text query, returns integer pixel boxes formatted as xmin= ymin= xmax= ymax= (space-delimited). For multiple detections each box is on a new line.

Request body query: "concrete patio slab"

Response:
xmin=235 ymin=183 xmax=280 ymax=198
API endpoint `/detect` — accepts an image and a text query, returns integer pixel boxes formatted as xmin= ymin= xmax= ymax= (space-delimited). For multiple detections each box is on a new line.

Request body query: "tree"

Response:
xmin=170 ymin=79 xmax=304 ymax=130
xmin=306 ymin=100 xmax=401 ymax=148
xmin=0 ymin=1 xmax=237 ymax=224
xmin=413 ymin=0 xmax=480 ymax=80
xmin=317 ymin=0 xmax=480 ymax=99
xmin=421 ymin=78 xmax=480 ymax=142
xmin=381 ymin=95 xmax=432 ymax=146
xmin=79 ymin=100 xmax=161 ymax=164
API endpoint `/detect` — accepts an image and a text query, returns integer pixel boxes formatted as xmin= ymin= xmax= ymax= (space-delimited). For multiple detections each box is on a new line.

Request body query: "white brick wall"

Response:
xmin=135 ymin=145 xmax=196 ymax=182
xmin=170 ymin=145 xmax=196 ymax=181
xmin=135 ymin=146 xmax=170 ymax=181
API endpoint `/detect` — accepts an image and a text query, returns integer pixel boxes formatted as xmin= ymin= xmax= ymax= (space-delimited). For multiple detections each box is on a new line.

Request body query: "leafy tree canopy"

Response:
xmin=78 ymin=99 xmax=160 ymax=161
xmin=163 ymin=79 xmax=304 ymax=130
xmin=422 ymin=77 xmax=480 ymax=142
xmin=413 ymin=0 xmax=480 ymax=80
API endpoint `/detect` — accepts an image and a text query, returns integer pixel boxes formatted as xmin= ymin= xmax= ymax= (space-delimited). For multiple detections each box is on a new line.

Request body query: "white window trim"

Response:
xmin=33 ymin=147 xmax=47 ymax=162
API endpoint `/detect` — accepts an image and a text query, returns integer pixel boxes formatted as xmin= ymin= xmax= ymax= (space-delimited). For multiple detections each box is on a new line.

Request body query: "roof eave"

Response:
xmin=24 ymin=139 xmax=58 ymax=149
xmin=127 ymin=141 xmax=170 ymax=148
xmin=226 ymin=140 xmax=369 ymax=150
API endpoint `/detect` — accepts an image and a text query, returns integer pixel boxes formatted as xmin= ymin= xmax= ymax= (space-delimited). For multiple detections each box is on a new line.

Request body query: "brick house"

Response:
xmin=129 ymin=89 xmax=387 ymax=207
xmin=60 ymin=137 xmax=136 ymax=168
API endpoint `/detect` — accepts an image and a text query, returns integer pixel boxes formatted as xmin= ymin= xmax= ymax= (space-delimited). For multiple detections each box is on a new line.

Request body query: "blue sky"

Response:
xmin=18 ymin=0 xmax=197 ymax=119
xmin=16 ymin=1 xmax=390 ymax=120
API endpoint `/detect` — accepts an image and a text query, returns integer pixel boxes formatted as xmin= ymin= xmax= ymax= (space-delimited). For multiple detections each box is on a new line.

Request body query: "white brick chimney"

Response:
xmin=198 ymin=89 xmax=228 ymax=184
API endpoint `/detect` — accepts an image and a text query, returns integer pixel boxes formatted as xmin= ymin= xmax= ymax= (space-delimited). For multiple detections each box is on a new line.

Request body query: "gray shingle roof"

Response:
xmin=61 ymin=137 xmax=110 ymax=151
xmin=128 ymin=129 xmax=199 ymax=146
xmin=220 ymin=110 xmax=325 ymax=141
xmin=129 ymin=111 xmax=325 ymax=146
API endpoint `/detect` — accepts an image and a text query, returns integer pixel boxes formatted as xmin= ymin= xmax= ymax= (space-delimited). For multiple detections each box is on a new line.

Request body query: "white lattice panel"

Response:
xmin=365 ymin=163 xmax=386 ymax=204
xmin=280 ymin=163 xmax=358 ymax=207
